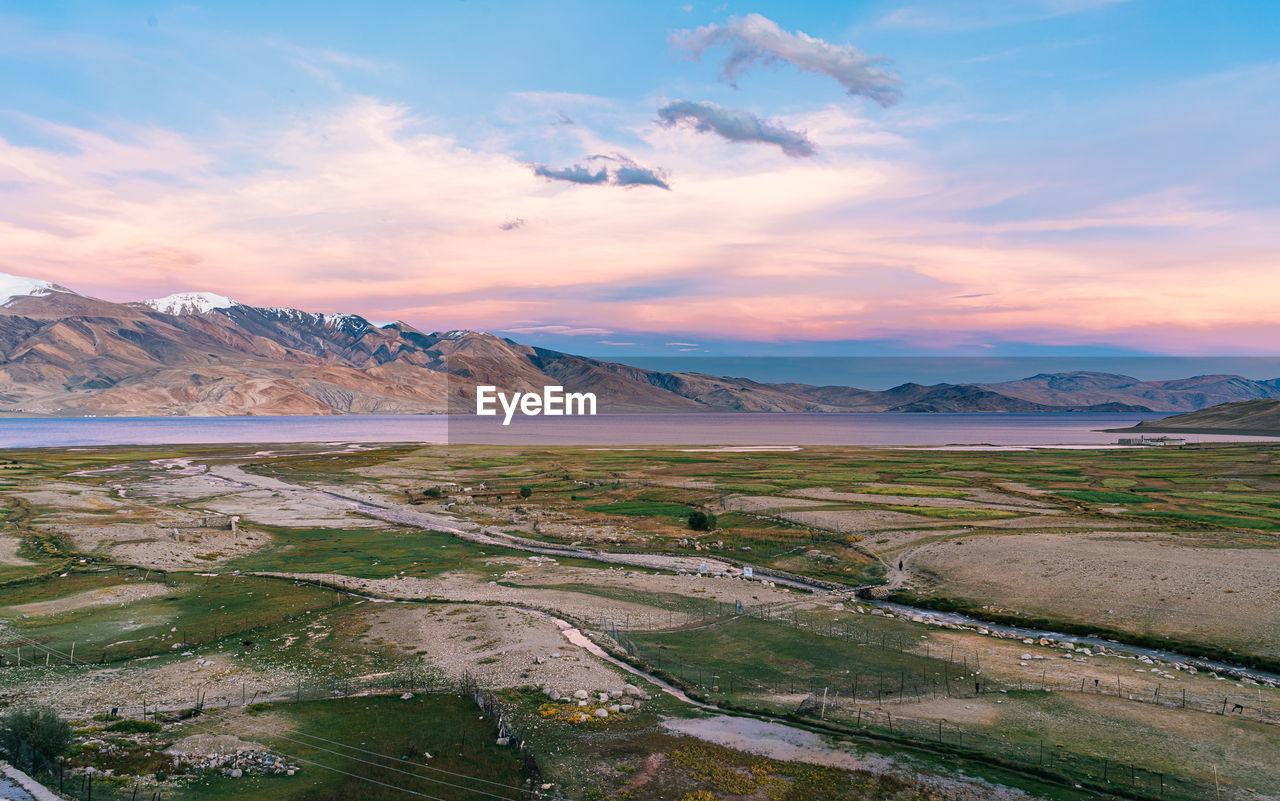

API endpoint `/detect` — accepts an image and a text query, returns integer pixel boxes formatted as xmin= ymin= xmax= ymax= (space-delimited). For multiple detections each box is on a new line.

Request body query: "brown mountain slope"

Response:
xmin=2 ymin=271 xmax=1268 ymax=418
xmin=1122 ymin=399 xmax=1280 ymax=435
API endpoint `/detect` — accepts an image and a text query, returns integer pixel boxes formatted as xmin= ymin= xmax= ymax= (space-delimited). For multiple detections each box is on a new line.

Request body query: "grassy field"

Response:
xmin=621 ymin=613 xmax=1271 ymax=800
xmin=626 ymin=614 xmax=969 ymax=705
xmin=3 ymin=442 xmax=1279 ymax=801
xmin=0 ymin=572 xmax=343 ymax=662
xmin=225 ymin=524 xmax=533 ymax=579
xmin=69 ymin=694 xmax=529 ymax=801
xmin=405 ymin=443 xmax=1280 ymax=664
xmin=409 ymin=443 xmax=1280 ymax=540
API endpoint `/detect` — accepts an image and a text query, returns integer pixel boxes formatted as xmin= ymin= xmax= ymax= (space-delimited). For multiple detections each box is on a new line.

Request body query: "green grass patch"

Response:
xmin=0 ymin=574 xmax=342 ymax=661
xmin=106 ymin=718 xmax=162 ymax=734
xmin=172 ymin=694 xmax=527 ymax=801
xmin=228 ymin=525 xmax=531 ymax=579
xmin=628 ymin=614 xmax=953 ymax=698
xmin=1056 ymin=489 xmax=1162 ymax=505
xmin=1127 ymin=509 xmax=1280 ymax=531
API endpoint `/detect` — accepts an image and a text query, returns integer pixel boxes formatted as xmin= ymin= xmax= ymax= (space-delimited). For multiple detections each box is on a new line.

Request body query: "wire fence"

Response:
xmin=802 ymin=693 xmax=1212 ymax=801
xmin=5 ymin=733 xmax=164 ymax=801
xmin=601 ymin=611 xmax=1258 ymax=801
xmin=601 ymin=600 xmax=1280 ymax=726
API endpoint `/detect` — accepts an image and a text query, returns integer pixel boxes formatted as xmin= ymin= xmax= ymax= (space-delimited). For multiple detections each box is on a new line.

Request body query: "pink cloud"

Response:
xmin=0 ymin=97 xmax=1277 ymax=352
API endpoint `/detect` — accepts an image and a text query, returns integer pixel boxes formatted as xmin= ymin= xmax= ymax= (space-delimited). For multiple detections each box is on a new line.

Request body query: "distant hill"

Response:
xmin=978 ymin=371 xmax=1280 ymax=412
xmin=1119 ymin=399 xmax=1280 ymax=436
xmin=1 ymin=269 xmax=1274 ymax=418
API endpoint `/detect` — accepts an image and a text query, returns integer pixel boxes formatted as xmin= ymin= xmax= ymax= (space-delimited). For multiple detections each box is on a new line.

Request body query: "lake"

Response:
xmin=1 ymin=412 xmax=1276 ymax=449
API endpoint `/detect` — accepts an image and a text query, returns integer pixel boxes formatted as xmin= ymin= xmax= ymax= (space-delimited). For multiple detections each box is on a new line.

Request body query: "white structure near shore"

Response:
xmin=1117 ymin=435 xmax=1187 ymax=446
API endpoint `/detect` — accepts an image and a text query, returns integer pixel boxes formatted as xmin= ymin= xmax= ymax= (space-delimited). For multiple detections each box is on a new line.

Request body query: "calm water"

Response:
xmin=1 ymin=412 xmax=1277 ymax=449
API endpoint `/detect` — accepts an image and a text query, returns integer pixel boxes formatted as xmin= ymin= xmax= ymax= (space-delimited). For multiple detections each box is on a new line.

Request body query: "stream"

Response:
xmin=179 ymin=460 xmax=1280 ymax=687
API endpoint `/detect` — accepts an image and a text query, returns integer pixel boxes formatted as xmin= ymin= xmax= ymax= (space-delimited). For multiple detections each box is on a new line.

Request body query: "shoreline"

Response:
xmin=1103 ymin=424 xmax=1280 ymax=437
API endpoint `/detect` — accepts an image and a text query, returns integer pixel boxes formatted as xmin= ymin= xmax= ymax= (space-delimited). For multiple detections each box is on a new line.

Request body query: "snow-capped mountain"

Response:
xmin=0 ymin=271 xmax=75 ymax=306
xmin=142 ymin=291 xmax=238 ymax=315
xmin=0 ymin=270 xmax=1274 ymax=418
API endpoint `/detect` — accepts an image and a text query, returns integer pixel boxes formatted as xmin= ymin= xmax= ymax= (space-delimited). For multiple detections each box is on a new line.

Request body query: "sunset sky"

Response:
xmin=1 ymin=1 xmax=1278 ymax=356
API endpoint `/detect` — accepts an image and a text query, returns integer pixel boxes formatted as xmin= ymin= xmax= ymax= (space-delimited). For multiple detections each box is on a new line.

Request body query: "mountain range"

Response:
xmin=4 ymin=271 xmax=1280 ymax=418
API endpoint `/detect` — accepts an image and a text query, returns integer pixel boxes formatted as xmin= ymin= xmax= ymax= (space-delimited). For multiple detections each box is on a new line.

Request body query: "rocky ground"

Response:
xmin=364 ymin=603 xmax=632 ymax=697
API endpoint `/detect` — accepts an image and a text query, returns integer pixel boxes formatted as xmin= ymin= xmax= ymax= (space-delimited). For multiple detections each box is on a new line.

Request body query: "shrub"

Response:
xmin=105 ymin=719 xmax=162 ymax=734
xmin=519 ymin=486 xmax=532 ymax=499
xmin=1 ymin=707 xmax=73 ymax=763
xmin=688 ymin=510 xmax=717 ymax=531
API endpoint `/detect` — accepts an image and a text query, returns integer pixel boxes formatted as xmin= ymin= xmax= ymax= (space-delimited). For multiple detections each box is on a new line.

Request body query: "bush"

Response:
xmin=1 ymin=707 xmax=73 ymax=763
xmin=519 ymin=486 xmax=532 ymax=499
xmin=105 ymin=718 xmax=161 ymax=734
xmin=423 ymin=486 xmax=443 ymax=498
xmin=687 ymin=510 xmax=717 ymax=531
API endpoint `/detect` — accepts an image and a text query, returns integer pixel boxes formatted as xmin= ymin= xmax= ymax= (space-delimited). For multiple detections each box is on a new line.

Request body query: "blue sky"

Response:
xmin=1 ymin=1 xmax=1278 ymax=357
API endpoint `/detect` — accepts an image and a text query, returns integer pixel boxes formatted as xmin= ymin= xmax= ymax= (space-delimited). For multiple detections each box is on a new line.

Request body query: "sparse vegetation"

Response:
xmin=2 ymin=441 xmax=1278 ymax=801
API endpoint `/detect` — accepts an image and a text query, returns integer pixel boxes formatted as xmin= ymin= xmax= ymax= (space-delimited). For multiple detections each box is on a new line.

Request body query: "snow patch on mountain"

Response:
xmin=0 ymin=271 xmax=72 ymax=305
xmin=144 ymin=291 xmax=238 ymax=315
xmin=323 ymin=313 xmax=367 ymax=329
xmin=256 ymin=306 xmax=368 ymax=330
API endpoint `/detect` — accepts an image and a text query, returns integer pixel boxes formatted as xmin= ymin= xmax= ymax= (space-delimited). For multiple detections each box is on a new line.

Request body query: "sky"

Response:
xmin=1 ymin=0 xmax=1278 ymax=358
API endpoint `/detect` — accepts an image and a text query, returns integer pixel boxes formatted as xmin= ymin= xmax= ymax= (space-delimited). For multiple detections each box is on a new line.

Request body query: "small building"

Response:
xmin=197 ymin=515 xmax=239 ymax=531
xmin=1118 ymin=435 xmax=1187 ymax=447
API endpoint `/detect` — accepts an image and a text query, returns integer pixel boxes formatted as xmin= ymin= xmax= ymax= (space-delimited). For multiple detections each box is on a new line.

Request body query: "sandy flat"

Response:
xmin=661 ymin=715 xmax=1035 ymax=800
xmin=0 ymin=534 xmax=34 ymax=566
xmin=365 ymin=604 xmax=628 ymax=696
xmin=908 ymin=532 xmax=1280 ymax=658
